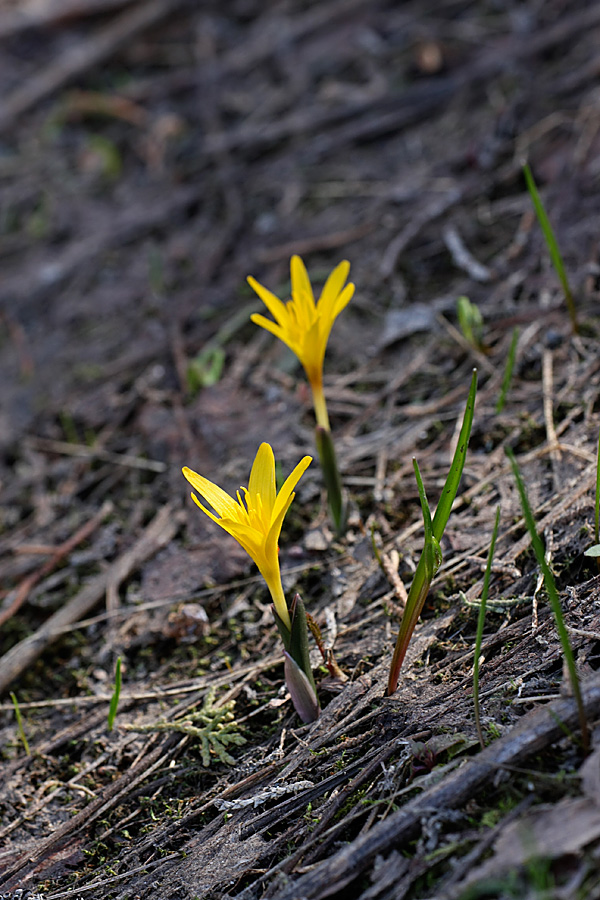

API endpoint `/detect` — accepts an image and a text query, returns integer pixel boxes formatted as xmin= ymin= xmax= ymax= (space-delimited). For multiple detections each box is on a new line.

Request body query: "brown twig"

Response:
xmin=25 ymin=436 xmax=166 ymax=473
xmin=0 ymin=0 xmax=187 ymax=134
xmin=0 ymin=500 xmax=113 ymax=629
xmin=273 ymin=673 xmax=600 ymax=899
xmin=257 ymin=222 xmax=376 ymax=264
xmin=0 ymin=504 xmax=179 ymax=695
xmin=0 ymin=0 xmax=138 ymax=39
xmin=0 ymin=734 xmax=184 ymax=889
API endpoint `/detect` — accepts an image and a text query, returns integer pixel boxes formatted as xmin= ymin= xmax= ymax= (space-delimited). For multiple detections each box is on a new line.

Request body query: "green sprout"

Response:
xmin=107 ymin=656 xmax=122 ymax=732
xmin=496 ymin=327 xmax=519 ymax=414
xmin=187 ymin=346 xmax=226 ymax=392
xmin=387 ymin=369 xmax=477 ymax=695
xmin=315 ymin=424 xmax=345 ymax=534
xmin=473 ymin=506 xmax=501 ymax=751
xmin=10 ymin=692 xmax=30 ymax=756
xmin=457 ymin=296 xmax=484 ymax=351
xmin=596 ymin=425 xmax=600 ymax=547
xmin=186 ymin=301 xmax=261 ymax=397
xmin=584 ymin=426 xmax=600 ymax=565
xmin=523 ymin=162 xmax=578 ymax=333
xmin=507 ymin=448 xmax=589 ymax=754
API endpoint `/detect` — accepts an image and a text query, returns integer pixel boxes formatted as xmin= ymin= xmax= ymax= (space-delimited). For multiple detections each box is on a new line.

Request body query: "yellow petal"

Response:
xmin=332 ymin=282 xmax=355 ymax=318
xmin=272 ymin=455 xmax=312 ymax=524
xmin=291 ymin=255 xmax=314 ymax=305
xmin=300 ymin=320 xmax=324 ymax=383
xmin=221 ymin=519 xmax=264 ymax=564
xmin=247 ymin=276 xmax=288 ymax=324
xmin=189 ymin=493 xmax=222 ymax=525
xmin=319 ymin=260 xmax=350 ymax=312
xmin=250 ymin=313 xmax=290 ymax=346
xmin=182 ymin=467 xmax=239 ymax=518
xmin=265 ymin=490 xmax=295 ymax=564
xmin=248 ymin=442 xmax=276 ymax=514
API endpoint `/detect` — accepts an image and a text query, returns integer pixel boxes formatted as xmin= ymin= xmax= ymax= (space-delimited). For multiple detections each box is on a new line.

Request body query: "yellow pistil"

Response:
xmin=182 ymin=443 xmax=311 ymax=631
xmin=248 ymin=255 xmax=354 ymax=429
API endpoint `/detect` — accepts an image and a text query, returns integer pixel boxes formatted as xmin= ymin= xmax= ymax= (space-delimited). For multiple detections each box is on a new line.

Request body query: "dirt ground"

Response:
xmin=1 ymin=1 xmax=600 ymax=898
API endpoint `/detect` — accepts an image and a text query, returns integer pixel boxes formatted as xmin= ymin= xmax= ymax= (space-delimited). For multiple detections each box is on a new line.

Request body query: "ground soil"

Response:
xmin=1 ymin=1 xmax=600 ymax=898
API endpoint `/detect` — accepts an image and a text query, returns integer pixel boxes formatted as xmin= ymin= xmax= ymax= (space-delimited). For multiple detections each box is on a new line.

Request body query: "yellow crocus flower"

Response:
xmin=248 ymin=255 xmax=354 ymax=431
xmin=182 ymin=443 xmax=311 ymax=632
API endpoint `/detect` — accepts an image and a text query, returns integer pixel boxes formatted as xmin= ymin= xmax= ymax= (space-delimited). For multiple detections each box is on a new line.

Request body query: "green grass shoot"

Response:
xmin=473 ymin=506 xmax=501 ymax=751
xmin=457 ymin=295 xmax=484 ymax=350
xmin=523 ymin=162 xmax=578 ymax=333
xmin=584 ymin=426 xmax=600 ymax=565
xmin=387 ymin=369 xmax=478 ymax=695
xmin=595 ymin=425 xmax=600 ymax=547
xmin=10 ymin=691 xmax=30 ymax=756
xmin=108 ymin=656 xmax=122 ymax=732
xmin=496 ymin=327 xmax=519 ymax=413
xmin=507 ymin=448 xmax=589 ymax=754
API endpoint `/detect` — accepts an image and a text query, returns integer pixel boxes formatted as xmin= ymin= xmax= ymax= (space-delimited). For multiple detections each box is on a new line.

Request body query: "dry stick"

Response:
xmin=0 ymin=734 xmax=185 ymax=890
xmin=542 ymin=347 xmax=561 ymax=464
xmin=211 ymin=0 xmax=379 ymax=80
xmin=0 ymin=0 xmax=187 ymax=133
xmin=0 ymin=504 xmax=179 ymax=695
xmin=24 ymin=438 xmax=166 ymax=473
xmin=380 ymin=188 xmax=462 ymax=279
xmin=0 ymin=500 xmax=114 ymax=629
xmin=272 ymin=674 xmax=600 ymax=900
xmin=0 ymin=0 xmax=139 ymax=39
xmin=257 ymin=222 xmax=377 ymax=265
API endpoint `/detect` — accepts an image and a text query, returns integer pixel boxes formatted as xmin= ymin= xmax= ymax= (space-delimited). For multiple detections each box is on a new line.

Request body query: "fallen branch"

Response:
xmin=0 ymin=0 xmax=187 ymax=133
xmin=0 ymin=0 xmax=138 ymax=40
xmin=272 ymin=674 xmax=600 ymax=899
xmin=0 ymin=733 xmax=184 ymax=890
xmin=0 ymin=500 xmax=113 ymax=629
xmin=0 ymin=504 xmax=179 ymax=695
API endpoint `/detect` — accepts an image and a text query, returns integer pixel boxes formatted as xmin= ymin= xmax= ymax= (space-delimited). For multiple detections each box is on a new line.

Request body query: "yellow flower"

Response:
xmin=182 ymin=443 xmax=311 ymax=631
xmin=248 ymin=255 xmax=354 ymax=430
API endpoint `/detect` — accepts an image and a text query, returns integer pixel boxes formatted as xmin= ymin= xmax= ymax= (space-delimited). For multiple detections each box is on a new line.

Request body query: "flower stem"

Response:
xmin=310 ymin=379 xmax=330 ymax=432
xmin=266 ymin=570 xmax=291 ymax=631
xmin=315 ymin=425 xmax=346 ymax=535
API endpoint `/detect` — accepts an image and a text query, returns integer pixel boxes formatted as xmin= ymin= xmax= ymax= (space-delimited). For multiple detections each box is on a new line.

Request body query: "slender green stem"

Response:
xmin=457 ymin=295 xmax=484 ymax=350
xmin=595 ymin=425 xmax=600 ymax=547
xmin=507 ymin=448 xmax=589 ymax=755
xmin=310 ymin=379 xmax=330 ymax=432
xmin=273 ymin=593 xmax=320 ymax=723
xmin=431 ymin=369 xmax=478 ymax=541
xmin=315 ymin=424 xmax=345 ymax=534
xmin=523 ymin=163 xmax=578 ymax=334
xmin=473 ymin=506 xmax=501 ymax=751
xmin=107 ymin=657 xmax=122 ymax=732
xmin=496 ymin=327 xmax=519 ymax=414
xmin=10 ymin=692 xmax=30 ymax=756
xmin=387 ymin=371 xmax=477 ymax=695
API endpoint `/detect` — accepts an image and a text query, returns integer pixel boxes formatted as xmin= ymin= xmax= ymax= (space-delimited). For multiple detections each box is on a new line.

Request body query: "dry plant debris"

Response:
xmin=1 ymin=1 xmax=600 ymax=899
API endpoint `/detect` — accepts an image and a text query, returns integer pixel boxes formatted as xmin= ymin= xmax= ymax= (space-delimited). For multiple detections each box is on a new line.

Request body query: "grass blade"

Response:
xmin=496 ymin=327 xmax=519 ymax=413
xmin=10 ymin=691 xmax=30 ymax=756
xmin=413 ymin=456 xmax=443 ymax=588
xmin=507 ymin=448 xmax=589 ymax=754
xmin=387 ymin=370 xmax=477 ymax=695
xmin=586 ymin=426 xmax=600 ymax=569
xmin=432 ymin=368 xmax=478 ymax=541
xmin=108 ymin=656 xmax=122 ymax=732
xmin=457 ymin=295 xmax=484 ymax=350
xmin=473 ymin=506 xmax=501 ymax=750
xmin=523 ymin=163 xmax=578 ymax=333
